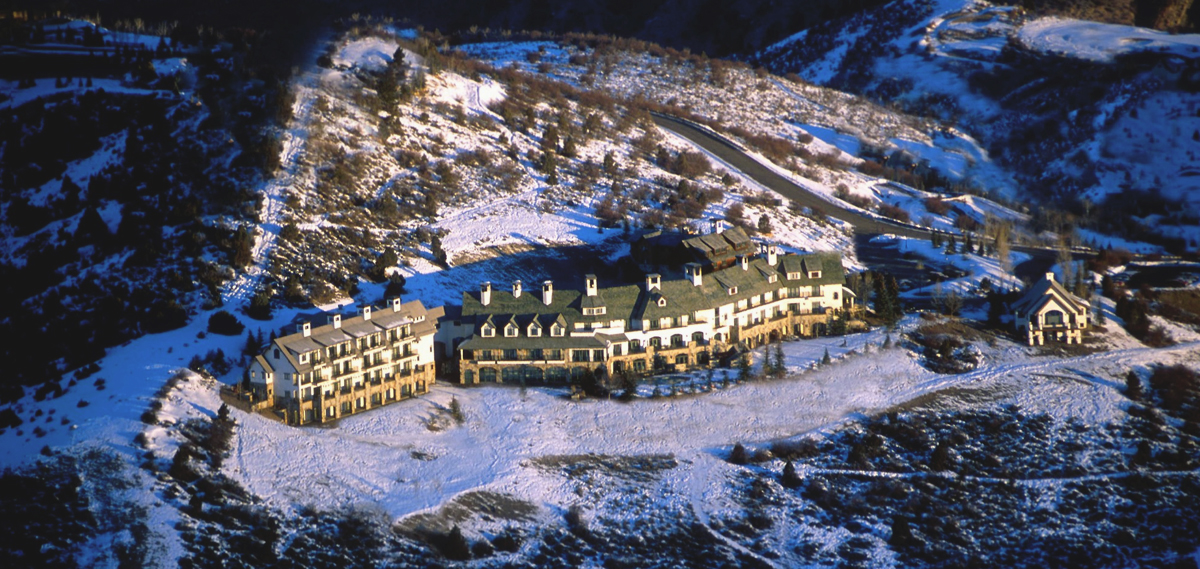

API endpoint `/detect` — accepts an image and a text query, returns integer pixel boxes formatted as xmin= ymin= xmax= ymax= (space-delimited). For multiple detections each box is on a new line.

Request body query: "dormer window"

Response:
xmin=551 ymin=324 xmax=565 ymax=337
xmin=528 ymin=324 xmax=542 ymax=337
xmin=768 ymin=275 xmax=777 ymax=283
xmin=657 ymin=298 xmax=667 ymax=307
xmin=788 ymin=272 xmax=801 ymax=280
xmin=809 ymin=271 xmax=822 ymax=279
xmin=481 ymin=324 xmax=495 ymax=337
xmin=505 ymin=324 xmax=519 ymax=337
xmin=583 ymin=307 xmax=607 ymax=316
xmin=727 ymin=286 xmax=738 ymax=296
xmin=300 ymin=353 xmax=308 ymax=363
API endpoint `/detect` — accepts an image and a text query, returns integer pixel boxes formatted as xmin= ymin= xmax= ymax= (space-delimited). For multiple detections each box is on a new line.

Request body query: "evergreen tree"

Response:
xmin=781 ymin=460 xmax=802 ymax=488
xmin=945 ymin=235 xmax=957 ymax=255
xmin=771 ymin=343 xmax=786 ymax=378
xmin=883 ymin=333 xmax=892 ymax=349
xmin=821 ymin=348 xmax=831 ymax=366
xmin=443 ymin=525 xmax=472 ymax=561
xmin=729 ymin=443 xmax=748 ymax=465
xmin=890 ymin=517 xmax=915 ymax=546
xmin=1125 ymin=370 xmax=1144 ymax=400
xmin=930 ymin=440 xmax=953 ymax=471
xmin=737 ymin=353 xmax=753 ymax=382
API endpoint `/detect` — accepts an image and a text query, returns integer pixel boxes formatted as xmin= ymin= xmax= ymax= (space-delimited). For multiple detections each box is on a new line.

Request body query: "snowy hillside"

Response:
xmin=757 ymin=0 xmax=1200 ymax=253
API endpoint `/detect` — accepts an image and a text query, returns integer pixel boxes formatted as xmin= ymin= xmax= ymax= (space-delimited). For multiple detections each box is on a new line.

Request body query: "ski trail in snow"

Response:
xmin=220 ymin=47 xmax=324 ymax=307
xmin=769 ymin=78 xmax=831 ymax=113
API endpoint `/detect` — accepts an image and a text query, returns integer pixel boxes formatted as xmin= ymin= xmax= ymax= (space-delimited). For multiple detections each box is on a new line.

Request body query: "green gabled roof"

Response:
xmin=460 ymin=251 xmax=846 ymax=325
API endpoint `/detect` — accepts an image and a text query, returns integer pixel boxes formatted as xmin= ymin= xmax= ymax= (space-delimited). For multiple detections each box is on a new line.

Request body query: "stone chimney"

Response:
xmin=390 ymin=297 xmax=402 ymax=312
xmin=481 ymin=282 xmax=492 ymax=306
xmin=646 ymin=273 xmax=662 ymax=291
xmin=361 ymin=305 xmax=372 ymax=321
xmin=1046 ymin=272 xmax=1055 ymax=282
xmin=512 ymin=280 xmax=523 ymax=299
xmin=685 ymin=263 xmax=702 ymax=287
xmin=739 ymin=256 xmax=749 ymax=271
xmin=542 ymin=280 xmax=554 ymax=306
xmin=298 ymin=322 xmax=311 ymax=337
xmin=329 ymin=314 xmax=342 ymax=329
xmin=585 ymin=274 xmax=598 ymax=297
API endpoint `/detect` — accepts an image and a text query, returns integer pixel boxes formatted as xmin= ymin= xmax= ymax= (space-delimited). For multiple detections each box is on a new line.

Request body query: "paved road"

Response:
xmin=651 ymin=113 xmax=931 ymax=239
xmin=652 ymin=113 xmax=1080 ymax=272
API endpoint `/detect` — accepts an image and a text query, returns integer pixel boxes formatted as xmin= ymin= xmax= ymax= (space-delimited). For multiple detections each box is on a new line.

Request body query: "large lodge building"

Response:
xmin=248 ymin=227 xmax=853 ymax=424
xmin=248 ymin=298 xmax=439 ymax=425
xmin=444 ymin=239 xmax=853 ymax=384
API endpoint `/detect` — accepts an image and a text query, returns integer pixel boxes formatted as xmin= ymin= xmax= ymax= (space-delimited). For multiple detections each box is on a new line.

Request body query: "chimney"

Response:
xmin=361 ymin=305 xmax=372 ymax=321
xmin=298 ymin=322 xmax=311 ymax=337
xmin=329 ymin=314 xmax=342 ymax=329
xmin=481 ymin=282 xmax=492 ymax=306
xmin=767 ymin=245 xmax=778 ymax=266
xmin=739 ymin=256 xmax=749 ymax=271
xmin=585 ymin=274 xmax=598 ymax=297
xmin=542 ymin=280 xmax=554 ymax=306
xmin=390 ymin=297 xmax=402 ymax=312
xmin=685 ymin=263 xmax=702 ymax=287
xmin=1046 ymin=272 xmax=1055 ymax=282
xmin=512 ymin=280 xmax=523 ymax=299
xmin=646 ymin=273 xmax=662 ymax=291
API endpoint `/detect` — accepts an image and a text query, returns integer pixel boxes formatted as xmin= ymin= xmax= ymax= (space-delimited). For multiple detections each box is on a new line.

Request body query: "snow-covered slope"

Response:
xmin=757 ymin=0 xmax=1200 ymax=253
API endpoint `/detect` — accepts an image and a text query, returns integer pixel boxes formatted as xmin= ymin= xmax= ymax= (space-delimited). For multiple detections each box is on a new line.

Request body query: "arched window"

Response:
xmin=650 ymin=337 xmax=662 ymax=349
xmin=1045 ymin=310 xmax=1064 ymax=325
xmin=691 ymin=332 xmax=705 ymax=344
xmin=674 ymin=354 xmax=688 ymax=365
xmin=479 ymin=368 xmax=498 ymax=382
xmin=670 ymin=334 xmax=684 ymax=347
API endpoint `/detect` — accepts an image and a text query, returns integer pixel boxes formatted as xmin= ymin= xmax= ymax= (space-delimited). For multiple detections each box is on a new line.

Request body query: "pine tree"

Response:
xmin=890 ymin=517 xmax=915 ymax=546
xmin=883 ymin=333 xmax=892 ymax=349
xmin=772 ymin=343 xmax=786 ymax=378
xmin=737 ymin=353 xmax=753 ymax=382
xmin=1125 ymin=370 xmax=1143 ymax=400
xmin=781 ymin=460 xmax=802 ymax=488
xmin=821 ymin=348 xmax=831 ymax=366
xmin=945 ymin=235 xmax=957 ymax=255
xmin=729 ymin=443 xmax=748 ymax=465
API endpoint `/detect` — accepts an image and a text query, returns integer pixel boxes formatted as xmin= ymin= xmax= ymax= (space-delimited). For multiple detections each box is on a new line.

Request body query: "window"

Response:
xmin=768 ymin=274 xmax=777 ymax=283
xmin=505 ymin=324 xmax=518 ymax=337
xmin=674 ymin=354 xmax=688 ymax=365
xmin=788 ymin=272 xmax=801 ymax=280
xmin=650 ymin=337 xmax=662 ymax=349
xmin=593 ymin=349 xmax=605 ymax=361
xmin=551 ymin=325 xmax=564 ymax=337
xmin=480 ymin=349 xmax=494 ymax=360
xmin=728 ymin=287 xmax=737 ymax=296
xmin=528 ymin=325 xmax=542 ymax=337
xmin=482 ymin=324 xmax=495 ymax=337
xmin=612 ymin=344 xmax=623 ymax=356
xmin=809 ymin=271 xmax=822 ymax=278
xmin=548 ymin=349 xmax=563 ymax=360
xmin=657 ymin=298 xmax=667 ymax=307
xmin=670 ymin=334 xmax=684 ymax=348
xmin=299 ymin=353 xmax=308 ymax=363
xmin=531 ymin=348 xmax=544 ymax=360
xmin=692 ymin=332 xmax=705 ymax=343
xmin=274 ymin=349 xmax=280 ymax=360
xmin=633 ymin=359 xmax=646 ymax=372
xmin=573 ymin=350 xmax=590 ymax=362
xmin=503 ymin=349 xmax=518 ymax=360
xmin=833 ymin=292 xmax=839 ymax=300
xmin=1045 ymin=310 xmax=1064 ymax=325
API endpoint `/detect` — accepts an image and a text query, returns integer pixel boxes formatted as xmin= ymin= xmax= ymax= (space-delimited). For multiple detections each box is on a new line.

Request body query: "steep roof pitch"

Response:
xmin=1012 ymin=275 xmax=1088 ymax=316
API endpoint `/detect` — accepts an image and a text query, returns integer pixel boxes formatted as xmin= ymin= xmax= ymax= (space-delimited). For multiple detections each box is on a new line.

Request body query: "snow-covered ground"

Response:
xmin=1019 ymin=17 xmax=1200 ymax=63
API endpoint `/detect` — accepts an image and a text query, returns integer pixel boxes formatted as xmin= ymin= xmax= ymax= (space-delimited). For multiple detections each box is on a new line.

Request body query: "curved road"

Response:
xmin=651 ymin=113 xmax=931 ymax=239
xmin=651 ymin=113 xmax=1089 ymax=280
